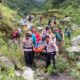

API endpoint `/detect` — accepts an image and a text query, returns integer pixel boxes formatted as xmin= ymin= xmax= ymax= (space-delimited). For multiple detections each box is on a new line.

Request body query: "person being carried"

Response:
xmin=22 ymin=33 xmax=34 ymax=67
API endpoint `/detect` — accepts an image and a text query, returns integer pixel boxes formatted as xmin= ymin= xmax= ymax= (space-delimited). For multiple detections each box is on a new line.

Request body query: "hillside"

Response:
xmin=0 ymin=3 xmax=20 ymax=38
xmin=0 ymin=0 xmax=80 ymax=80
xmin=4 ymin=0 xmax=80 ymax=12
xmin=2 ymin=0 xmax=80 ymax=26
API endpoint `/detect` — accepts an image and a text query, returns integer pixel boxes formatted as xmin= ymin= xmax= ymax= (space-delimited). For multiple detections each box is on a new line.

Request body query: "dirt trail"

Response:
xmin=48 ymin=73 xmax=77 ymax=80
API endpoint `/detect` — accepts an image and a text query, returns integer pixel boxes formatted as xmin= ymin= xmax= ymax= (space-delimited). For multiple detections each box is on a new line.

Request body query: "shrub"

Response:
xmin=47 ymin=55 xmax=69 ymax=74
xmin=56 ymin=55 xmax=69 ymax=72
xmin=70 ymin=68 xmax=80 ymax=79
xmin=0 ymin=68 xmax=24 ymax=80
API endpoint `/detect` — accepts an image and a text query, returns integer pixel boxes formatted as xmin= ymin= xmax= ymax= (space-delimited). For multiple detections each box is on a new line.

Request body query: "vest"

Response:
xmin=45 ymin=40 xmax=56 ymax=54
xmin=23 ymin=38 xmax=33 ymax=52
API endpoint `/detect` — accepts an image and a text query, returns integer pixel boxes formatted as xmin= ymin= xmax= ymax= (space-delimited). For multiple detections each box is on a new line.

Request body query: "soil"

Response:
xmin=48 ymin=73 xmax=77 ymax=80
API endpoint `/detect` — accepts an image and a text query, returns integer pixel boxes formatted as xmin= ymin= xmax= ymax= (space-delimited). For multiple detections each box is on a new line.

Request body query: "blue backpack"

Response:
xmin=55 ymin=32 xmax=62 ymax=41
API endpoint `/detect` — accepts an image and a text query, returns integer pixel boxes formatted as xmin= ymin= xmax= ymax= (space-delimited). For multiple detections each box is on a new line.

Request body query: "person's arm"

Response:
xmin=41 ymin=30 xmax=44 ymax=37
xmin=52 ymin=33 xmax=57 ymax=43
xmin=50 ymin=40 xmax=59 ymax=53
xmin=51 ymin=42 xmax=59 ymax=58
xmin=54 ymin=43 xmax=59 ymax=52
xmin=22 ymin=38 xmax=26 ymax=45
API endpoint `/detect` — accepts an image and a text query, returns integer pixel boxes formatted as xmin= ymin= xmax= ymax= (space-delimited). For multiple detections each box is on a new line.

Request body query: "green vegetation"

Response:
xmin=0 ymin=68 xmax=24 ymax=80
xmin=0 ymin=0 xmax=80 ymax=80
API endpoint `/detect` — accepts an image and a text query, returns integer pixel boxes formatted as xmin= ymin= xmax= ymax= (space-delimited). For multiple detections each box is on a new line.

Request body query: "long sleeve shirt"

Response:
xmin=22 ymin=38 xmax=33 ymax=52
xmin=44 ymin=39 xmax=58 ymax=53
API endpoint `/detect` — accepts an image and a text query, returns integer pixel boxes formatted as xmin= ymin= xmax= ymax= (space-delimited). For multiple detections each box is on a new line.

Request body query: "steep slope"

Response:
xmin=0 ymin=3 xmax=18 ymax=38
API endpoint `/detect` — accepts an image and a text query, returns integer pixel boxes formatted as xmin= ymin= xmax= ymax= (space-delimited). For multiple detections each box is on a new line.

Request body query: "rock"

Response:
xmin=71 ymin=24 xmax=78 ymax=31
xmin=22 ymin=66 xmax=29 ymax=71
xmin=0 ymin=56 xmax=14 ymax=70
xmin=67 ymin=35 xmax=80 ymax=53
xmin=71 ymin=35 xmax=80 ymax=46
xmin=34 ymin=59 xmax=46 ymax=69
xmin=15 ymin=70 xmax=22 ymax=77
xmin=60 ymin=17 xmax=71 ymax=24
xmin=63 ymin=17 xmax=71 ymax=22
xmin=21 ymin=66 xmax=49 ymax=80
xmin=66 ymin=46 xmax=80 ymax=53
xmin=34 ymin=69 xmax=49 ymax=80
xmin=42 ymin=73 xmax=49 ymax=80
xmin=48 ymin=76 xmax=54 ymax=80
xmin=48 ymin=73 xmax=77 ymax=80
xmin=22 ymin=67 xmax=34 ymax=80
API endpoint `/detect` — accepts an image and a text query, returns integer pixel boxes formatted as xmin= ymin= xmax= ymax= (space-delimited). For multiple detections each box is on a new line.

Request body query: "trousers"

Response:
xmin=45 ymin=52 xmax=56 ymax=68
xmin=24 ymin=51 xmax=34 ymax=66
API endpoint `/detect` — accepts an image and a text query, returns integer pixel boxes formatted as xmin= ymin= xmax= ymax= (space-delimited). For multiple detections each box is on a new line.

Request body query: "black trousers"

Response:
xmin=45 ymin=52 xmax=56 ymax=68
xmin=24 ymin=51 xmax=34 ymax=66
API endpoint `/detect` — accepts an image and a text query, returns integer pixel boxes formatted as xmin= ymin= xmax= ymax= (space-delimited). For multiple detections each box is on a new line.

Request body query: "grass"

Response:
xmin=0 ymin=3 xmax=80 ymax=79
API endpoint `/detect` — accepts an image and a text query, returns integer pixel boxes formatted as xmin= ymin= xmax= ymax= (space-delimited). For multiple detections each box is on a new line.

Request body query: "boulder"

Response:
xmin=34 ymin=69 xmax=49 ymax=80
xmin=63 ymin=17 xmax=71 ymax=22
xmin=71 ymin=35 xmax=80 ymax=46
xmin=0 ymin=56 xmax=14 ymax=70
xmin=71 ymin=24 xmax=78 ymax=31
xmin=34 ymin=59 xmax=46 ymax=69
xmin=60 ymin=17 xmax=71 ymax=24
xmin=15 ymin=66 xmax=49 ymax=80
xmin=67 ymin=35 xmax=80 ymax=53
xmin=22 ymin=67 xmax=34 ymax=80
xmin=66 ymin=46 xmax=80 ymax=53
xmin=15 ymin=70 xmax=22 ymax=77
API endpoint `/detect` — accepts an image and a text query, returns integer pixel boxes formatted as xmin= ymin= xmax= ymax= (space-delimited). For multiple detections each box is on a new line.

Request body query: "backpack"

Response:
xmin=65 ymin=30 xmax=71 ymax=38
xmin=55 ymin=32 xmax=62 ymax=41
xmin=12 ymin=31 xmax=20 ymax=39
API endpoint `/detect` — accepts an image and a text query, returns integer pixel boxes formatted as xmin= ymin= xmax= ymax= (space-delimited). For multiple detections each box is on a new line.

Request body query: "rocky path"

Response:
xmin=48 ymin=73 xmax=76 ymax=80
xmin=0 ymin=55 xmax=78 ymax=80
xmin=34 ymin=69 xmax=77 ymax=80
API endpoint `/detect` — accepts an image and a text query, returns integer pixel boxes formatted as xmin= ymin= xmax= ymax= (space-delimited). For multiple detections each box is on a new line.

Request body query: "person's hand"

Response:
xmin=55 ymin=52 xmax=59 ymax=58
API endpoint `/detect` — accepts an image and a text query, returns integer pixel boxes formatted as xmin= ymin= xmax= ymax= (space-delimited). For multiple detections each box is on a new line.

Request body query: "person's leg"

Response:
xmin=24 ymin=51 xmax=29 ymax=66
xmin=51 ymin=52 xmax=56 ymax=69
xmin=45 ymin=53 xmax=51 ymax=68
xmin=29 ymin=51 xmax=34 ymax=66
